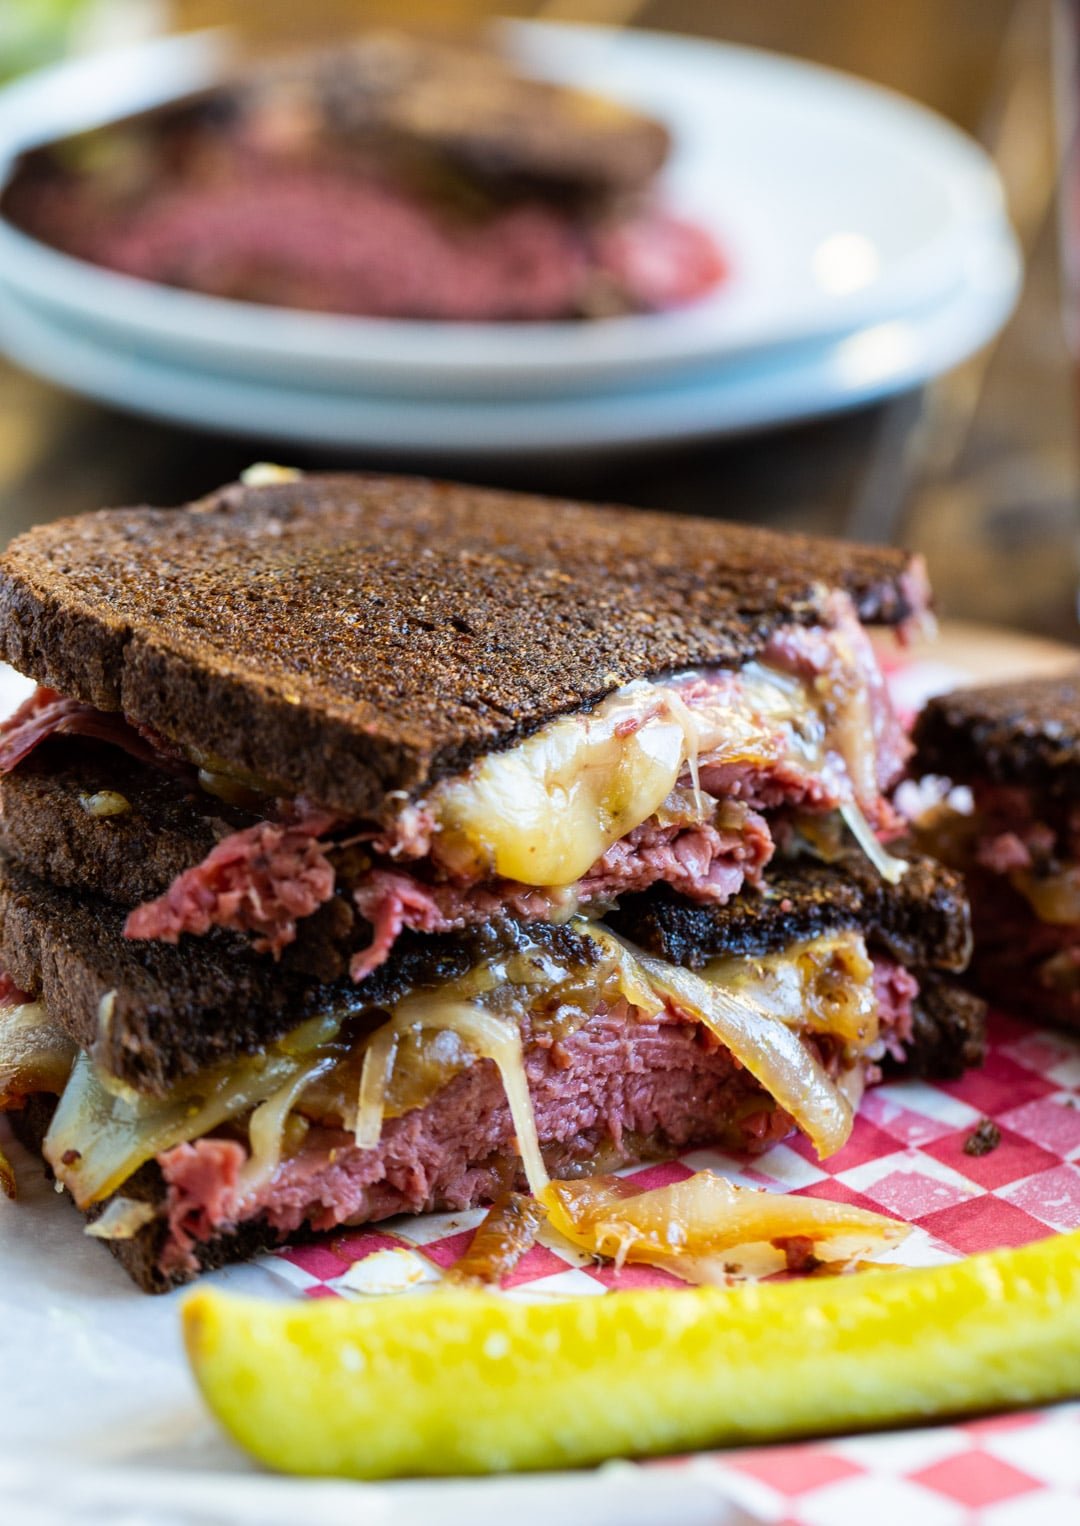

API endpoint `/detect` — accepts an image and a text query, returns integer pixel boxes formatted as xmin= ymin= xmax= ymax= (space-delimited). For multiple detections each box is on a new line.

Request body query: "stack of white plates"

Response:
xmin=0 ymin=22 xmax=1021 ymax=457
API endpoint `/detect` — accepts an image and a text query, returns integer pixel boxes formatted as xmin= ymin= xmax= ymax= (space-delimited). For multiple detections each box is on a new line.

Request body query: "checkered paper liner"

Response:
xmin=237 ymin=645 xmax=1080 ymax=1521
xmin=263 ymin=1010 xmax=1080 ymax=1302
xmin=252 ymin=1010 xmax=1080 ymax=1524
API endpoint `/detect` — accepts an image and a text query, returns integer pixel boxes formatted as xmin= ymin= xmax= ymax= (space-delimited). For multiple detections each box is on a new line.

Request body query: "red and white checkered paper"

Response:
xmin=239 ymin=649 xmax=1080 ymax=1522
xmin=253 ymin=1008 xmax=1080 ymax=1523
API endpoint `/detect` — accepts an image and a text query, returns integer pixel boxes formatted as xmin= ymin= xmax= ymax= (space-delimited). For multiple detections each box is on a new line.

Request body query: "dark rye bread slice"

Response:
xmin=0 ymin=858 xmax=603 ymax=1095
xmin=913 ymin=672 xmax=1080 ymax=797
xmin=607 ymin=850 xmax=974 ymax=974
xmin=0 ymin=739 xmax=256 ymax=909
xmin=0 ymin=473 xmax=928 ymax=819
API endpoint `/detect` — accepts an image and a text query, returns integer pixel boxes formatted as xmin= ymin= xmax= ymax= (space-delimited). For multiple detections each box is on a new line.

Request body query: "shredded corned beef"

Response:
xmin=976 ymin=831 xmax=1036 ymax=874
xmin=155 ymin=956 xmax=917 ymax=1274
xmin=0 ymin=687 xmax=176 ymax=775
xmin=124 ymin=807 xmax=339 ymax=954
xmin=578 ymin=813 xmax=772 ymax=900
xmin=696 ymin=757 xmax=839 ymax=813
xmin=763 ymin=590 xmax=910 ymax=815
xmin=872 ymin=959 xmax=919 ymax=1062
xmin=969 ymin=781 xmax=1069 ymax=872
xmin=157 ymin=1138 xmax=245 ymax=1264
xmin=349 ymin=814 xmax=773 ymax=979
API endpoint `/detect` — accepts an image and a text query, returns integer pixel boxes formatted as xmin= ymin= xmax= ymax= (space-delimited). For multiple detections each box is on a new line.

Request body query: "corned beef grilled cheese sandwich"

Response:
xmin=0 ymin=472 xmax=984 ymax=1289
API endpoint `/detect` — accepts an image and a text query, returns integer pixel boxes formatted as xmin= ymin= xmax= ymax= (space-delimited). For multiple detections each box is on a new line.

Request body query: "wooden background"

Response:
xmin=0 ymin=0 xmax=1075 ymax=641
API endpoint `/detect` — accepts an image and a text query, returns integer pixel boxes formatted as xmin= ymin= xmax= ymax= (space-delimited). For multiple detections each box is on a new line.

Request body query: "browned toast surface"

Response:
xmin=913 ymin=672 xmax=1080 ymax=794
xmin=609 ymin=850 xmax=974 ymax=974
xmin=0 ymin=474 xmax=927 ymax=818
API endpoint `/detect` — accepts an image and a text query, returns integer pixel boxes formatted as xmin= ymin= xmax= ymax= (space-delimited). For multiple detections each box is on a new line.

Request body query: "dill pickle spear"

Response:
xmin=183 ymin=1230 xmax=1080 ymax=1479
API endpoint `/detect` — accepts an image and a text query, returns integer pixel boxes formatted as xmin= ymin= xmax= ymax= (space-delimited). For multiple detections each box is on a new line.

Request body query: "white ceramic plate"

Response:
xmin=0 ymin=23 xmax=1014 ymax=400
xmin=0 ymin=222 xmax=1021 ymax=455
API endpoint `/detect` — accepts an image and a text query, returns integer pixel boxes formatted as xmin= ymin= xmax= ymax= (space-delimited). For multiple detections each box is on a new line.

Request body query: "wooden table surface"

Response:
xmin=0 ymin=0 xmax=1076 ymax=643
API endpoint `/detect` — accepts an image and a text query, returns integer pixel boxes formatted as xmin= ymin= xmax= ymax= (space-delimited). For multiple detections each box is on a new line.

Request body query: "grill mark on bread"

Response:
xmin=0 ymin=474 xmax=927 ymax=818
xmin=608 ymin=851 xmax=974 ymax=975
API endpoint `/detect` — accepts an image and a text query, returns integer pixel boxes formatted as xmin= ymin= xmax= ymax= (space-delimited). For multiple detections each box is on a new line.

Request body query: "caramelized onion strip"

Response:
xmin=0 ymin=1002 xmax=76 ymax=1108
xmin=540 ymin=1170 xmax=908 ymax=1283
xmin=448 ymin=1193 xmax=548 ymax=1286
xmin=593 ymin=932 xmax=856 ymax=1159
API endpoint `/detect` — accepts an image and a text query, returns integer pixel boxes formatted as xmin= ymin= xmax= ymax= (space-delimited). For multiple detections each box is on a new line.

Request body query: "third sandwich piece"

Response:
xmin=913 ymin=673 xmax=1080 ymax=1029
xmin=0 ymin=474 xmax=983 ymax=1288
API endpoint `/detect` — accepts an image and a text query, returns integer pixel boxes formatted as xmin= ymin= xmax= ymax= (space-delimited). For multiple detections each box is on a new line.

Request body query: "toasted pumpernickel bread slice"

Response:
xmin=0 ymin=474 xmax=929 ymax=819
xmin=913 ymin=672 xmax=1080 ymax=796
xmin=608 ymin=850 xmax=974 ymax=974
xmin=0 ymin=858 xmax=604 ymax=1094
xmin=0 ymin=843 xmax=977 ymax=1096
xmin=0 ymin=740 xmax=256 ymax=909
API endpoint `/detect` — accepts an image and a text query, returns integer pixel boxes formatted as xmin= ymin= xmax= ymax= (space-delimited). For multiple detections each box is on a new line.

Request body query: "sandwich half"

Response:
xmin=912 ymin=672 xmax=1080 ymax=1028
xmin=0 ymin=473 xmax=984 ymax=1288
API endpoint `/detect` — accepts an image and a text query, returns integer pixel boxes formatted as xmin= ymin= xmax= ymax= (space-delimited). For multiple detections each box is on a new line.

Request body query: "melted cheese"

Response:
xmin=698 ymin=931 xmax=878 ymax=1047
xmin=27 ymin=926 xmax=884 ymax=1211
xmin=429 ymin=664 xmax=824 ymax=888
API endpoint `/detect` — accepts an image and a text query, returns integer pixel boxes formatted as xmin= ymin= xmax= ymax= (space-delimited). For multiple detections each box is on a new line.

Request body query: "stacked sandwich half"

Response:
xmin=913 ymin=673 xmax=1080 ymax=1030
xmin=0 ymin=474 xmax=984 ymax=1290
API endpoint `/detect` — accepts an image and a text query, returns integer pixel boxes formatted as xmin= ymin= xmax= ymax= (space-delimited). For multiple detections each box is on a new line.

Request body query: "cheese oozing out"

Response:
xmin=6 ymin=926 xmax=886 ymax=1221
xmin=427 ymin=662 xmax=829 ymax=887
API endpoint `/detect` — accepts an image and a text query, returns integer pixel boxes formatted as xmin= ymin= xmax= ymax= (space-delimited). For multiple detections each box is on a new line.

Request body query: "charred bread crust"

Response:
xmin=0 ymin=474 xmax=928 ymax=818
xmin=912 ymin=672 xmax=1080 ymax=796
xmin=607 ymin=851 xmax=974 ymax=974
xmin=0 ymin=859 xmax=600 ymax=1095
